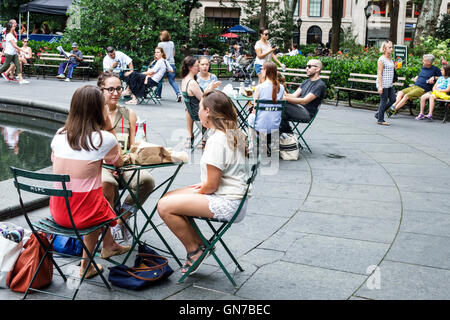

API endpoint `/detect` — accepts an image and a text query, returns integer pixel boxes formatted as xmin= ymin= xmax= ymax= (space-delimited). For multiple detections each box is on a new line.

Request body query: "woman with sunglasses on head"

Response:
xmin=157 ymin=90 xmax=249 ymax=275
xmin=254 ymin=28 xmax=285 ymax=84
xmin=97 ymin=72 xmax=155 ymax=240
xmin=50 ymin=85 xmax=131 ymax=279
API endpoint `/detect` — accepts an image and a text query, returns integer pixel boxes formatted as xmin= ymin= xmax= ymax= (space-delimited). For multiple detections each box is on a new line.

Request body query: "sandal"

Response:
xmin=377 ymin=121 xmax=390 ymax=126
xmin=125 ymin=99 xmax=138 ymax=105
xmin=80 ymin=263 xmax=103 ymax=279
xmin=184 ymin=137 xmax=194 ymax=149
xmin=181 ymin=244 xmax=213 ymax=275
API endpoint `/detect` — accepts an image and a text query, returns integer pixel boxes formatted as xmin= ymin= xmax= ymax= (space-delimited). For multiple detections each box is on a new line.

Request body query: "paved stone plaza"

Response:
xmin=0 ymin=77 xmax=449 ymax=300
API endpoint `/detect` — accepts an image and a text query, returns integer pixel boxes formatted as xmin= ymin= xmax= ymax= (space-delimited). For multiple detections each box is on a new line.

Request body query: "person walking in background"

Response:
xmin=197 ymin=56 xmax=220 ymax=91
xmin=375 ymin=40 xmax=395 ymax=126
xmin=254 ymin=28 xmax=285 ymax=84
xmin=0 ymin=22 xmax=29 ymax=84
xmin=157 ymin=30 xmax=182 ymax=102
xmin=416 ymin=64 xmax=450 ymax=120
xmin=56 ymin=42 xmax=83 ymax=82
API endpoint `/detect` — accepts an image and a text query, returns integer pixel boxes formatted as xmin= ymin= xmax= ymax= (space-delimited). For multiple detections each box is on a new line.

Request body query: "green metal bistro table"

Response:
xmin=228 ymin=93 xmax=253 ymax=130
xmin=102 ymin=162 xmax=184 ymax=267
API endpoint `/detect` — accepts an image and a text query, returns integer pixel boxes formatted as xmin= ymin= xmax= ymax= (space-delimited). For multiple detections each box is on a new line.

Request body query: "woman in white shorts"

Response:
xmin=157 ymin=90 xmax=249 ymax=274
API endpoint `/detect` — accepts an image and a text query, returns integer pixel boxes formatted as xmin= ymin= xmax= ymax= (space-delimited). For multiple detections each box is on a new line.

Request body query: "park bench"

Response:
xmin=210 ymin=63 xmax=229 ymax=78
xmin=33 ymin=53 xmax=95 ymax=80
xmin=435 ymin=98 xmax=449 ymax=123
xmin=277 ymin=67 xmax=331 ymax=91
xmin=334 ymin=73 xmax=414 ymax=114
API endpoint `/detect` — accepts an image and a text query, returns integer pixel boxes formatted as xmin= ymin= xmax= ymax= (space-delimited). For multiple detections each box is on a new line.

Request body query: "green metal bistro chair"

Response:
xmin=10 ymin=166 xmax=127 ymax=300
xmin=182 ymin=92 xmax=207 ymax=151
xmin=289 ymin=104 xmax=320 ymax=153
xmin=137 ymin=66 xmax=161 ymax=105
xmin=247 ymin=99 xmax=287 ymax=158
xmin=178 ymin=161 xmax=259 ymax=288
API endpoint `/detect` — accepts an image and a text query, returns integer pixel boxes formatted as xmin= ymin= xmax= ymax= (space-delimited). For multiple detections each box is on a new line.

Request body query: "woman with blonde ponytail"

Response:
xmin=157 ymin=90 xmax=249 ymax=275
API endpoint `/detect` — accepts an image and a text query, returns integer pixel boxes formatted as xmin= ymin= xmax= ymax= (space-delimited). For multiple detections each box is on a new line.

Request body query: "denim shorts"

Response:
xmin=254 ymin=64 xmax=263 ymax=75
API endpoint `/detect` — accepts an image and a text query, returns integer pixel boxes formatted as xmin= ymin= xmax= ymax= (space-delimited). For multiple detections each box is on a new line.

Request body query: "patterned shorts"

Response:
xmin=205 ymin=194 xmax=247 ymax=223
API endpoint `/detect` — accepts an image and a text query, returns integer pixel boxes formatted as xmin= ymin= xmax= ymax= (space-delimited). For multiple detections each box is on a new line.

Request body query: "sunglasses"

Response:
xmin=306 ymin=64 xmax=319 ymax=69
xmin=263 ymin=33 xmax=269 ymax=36
xmin=103 ymin=86 xmax=123 ymax=94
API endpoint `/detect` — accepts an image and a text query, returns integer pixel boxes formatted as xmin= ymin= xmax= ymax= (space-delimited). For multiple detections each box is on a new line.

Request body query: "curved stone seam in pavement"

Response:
xmin=233 ymin=151 xmax=314 ymax=295
xmin=347 ymin=150 xmax=405 ymax=300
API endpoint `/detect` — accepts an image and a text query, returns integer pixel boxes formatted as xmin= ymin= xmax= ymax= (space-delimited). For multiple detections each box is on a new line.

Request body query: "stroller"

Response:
xmin=228 ymin=55 xmax=255 ymax=84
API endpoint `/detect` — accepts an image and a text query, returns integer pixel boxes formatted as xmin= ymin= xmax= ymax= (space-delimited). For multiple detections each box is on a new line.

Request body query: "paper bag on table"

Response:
xmin=123 ymin=141 xmax=189 ymax=165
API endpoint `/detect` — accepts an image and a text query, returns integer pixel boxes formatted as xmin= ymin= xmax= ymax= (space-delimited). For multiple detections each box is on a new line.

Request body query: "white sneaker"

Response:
xmin=65 ymin=78 xmax=71 ymax=82
xmin=56 ymin=74 xmax=65 ymax=79
xmin=19 ymin=79 xmax=29 ymax=84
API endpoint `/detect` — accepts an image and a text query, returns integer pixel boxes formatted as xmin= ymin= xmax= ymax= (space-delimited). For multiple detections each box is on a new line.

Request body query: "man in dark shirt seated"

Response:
xmin=279 ymin=59 xmax=327 ymax=134
xmin=387 ymin=54 xmax=441 ymax=116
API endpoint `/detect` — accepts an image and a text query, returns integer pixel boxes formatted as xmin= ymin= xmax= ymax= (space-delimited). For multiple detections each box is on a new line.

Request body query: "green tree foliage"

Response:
xmin=64 ymin=0 xmax=188 ymax=68
xmin=435 ymin=14 xmax=450 ymax=41
xmin=188 ymin=18 xmax=227 ymax=55
xmin=0 ymin=0 xmax=28 ymax=22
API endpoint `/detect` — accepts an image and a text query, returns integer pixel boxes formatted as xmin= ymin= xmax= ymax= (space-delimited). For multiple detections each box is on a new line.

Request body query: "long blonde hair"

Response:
xmin=201 ymin=90 xmax=248 ymax=157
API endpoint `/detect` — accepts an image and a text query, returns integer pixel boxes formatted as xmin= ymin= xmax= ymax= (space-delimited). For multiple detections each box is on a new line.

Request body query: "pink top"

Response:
xmin=49 ymin=129 xmax=121 ymax=229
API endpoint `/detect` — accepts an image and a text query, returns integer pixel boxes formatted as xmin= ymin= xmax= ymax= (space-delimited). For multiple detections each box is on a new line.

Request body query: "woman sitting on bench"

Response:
xmin=123 ymin=46 xmax=173 ymax=105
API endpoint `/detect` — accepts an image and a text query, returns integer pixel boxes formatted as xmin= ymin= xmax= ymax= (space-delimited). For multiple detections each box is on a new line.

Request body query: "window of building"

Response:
xmin=328 ymin=27 xmax=344 ymax=45
xmin=205 ymin=7 xmax=240 ymax=31
xmin=309 ymin=0 xmax=322 ymax=17
xmin=371 ymin=0 xmax=387 ymax=17
xmin=307 ymin=26 xmax=322 ymax=44
xmin=405 ymin=0 xmax=422 ymax=18
xmin=293 ymin=0 xmax=299 ymax=17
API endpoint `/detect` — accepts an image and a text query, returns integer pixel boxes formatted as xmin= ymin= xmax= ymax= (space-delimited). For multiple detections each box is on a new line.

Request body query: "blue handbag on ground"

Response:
xmin=52 ymin=235 xmax=83 ymax=256
xmin=108 ymin=243 xmax=173 ymax=290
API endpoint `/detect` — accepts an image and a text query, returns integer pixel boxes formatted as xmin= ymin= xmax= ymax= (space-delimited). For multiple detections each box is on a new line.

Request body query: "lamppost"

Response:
xmin=364 ymin=1 xmax=373 ymax=47
xmin=296 ymin=17 xmax=302 ymax=45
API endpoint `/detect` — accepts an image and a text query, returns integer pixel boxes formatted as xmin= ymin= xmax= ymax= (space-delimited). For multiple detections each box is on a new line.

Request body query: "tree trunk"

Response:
xmin=389 ymin=0 xmax=399 ymax=44
xmin=331 ymin=0 xmax=343 ymax=54
xmin=259 ymin=0 xmax=267 ymax=30
xmin=413 ymin=0 xmax=443 ymax=47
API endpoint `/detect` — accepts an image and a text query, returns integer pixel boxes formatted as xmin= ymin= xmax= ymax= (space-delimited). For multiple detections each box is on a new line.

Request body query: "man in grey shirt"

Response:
xmin=56 ymin=42 xmax=83 ymax=82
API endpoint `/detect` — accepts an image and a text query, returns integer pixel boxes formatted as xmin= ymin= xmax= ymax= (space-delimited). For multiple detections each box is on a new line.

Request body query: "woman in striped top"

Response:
xmin=375 ymin=41 xmax=395 ymax=126
xmin=50 ymin=85 xmax=130 ymax=279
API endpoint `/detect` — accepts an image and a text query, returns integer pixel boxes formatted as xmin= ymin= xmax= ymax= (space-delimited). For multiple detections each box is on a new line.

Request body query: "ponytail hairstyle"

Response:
xmin=263 ymin=61 xmax=280 ymax=103
xmin=180 ymin=55 xmax=198 ymax=80
xmin=155 ymin=46 xmax=167 ymax=60
xmin=5 ymin=22 xmax=13 ymax=34
xmin=201 ymin=90 xmax=248 ymax=157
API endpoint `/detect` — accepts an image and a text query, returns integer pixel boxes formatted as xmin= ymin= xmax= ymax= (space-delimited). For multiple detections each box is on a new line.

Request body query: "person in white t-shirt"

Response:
xmin=0 ymin=22 xmax=28 ymax=84
xmin=157 ymin=90 xmax=250 ymax=275
xmin=103 ymin=46 xmax=133 ymax=74
xmin=254 ymin=28 xmax=285 ymax=84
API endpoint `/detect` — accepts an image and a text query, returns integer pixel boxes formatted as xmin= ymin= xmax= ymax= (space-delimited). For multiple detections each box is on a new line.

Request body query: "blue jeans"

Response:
xmin=376 ymin=87 xmax=396 ymax=122
xmin=156 ymin=63 xmax=180 ymax=97
xmin=58 ymin=61 xmax=77 ymax=79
